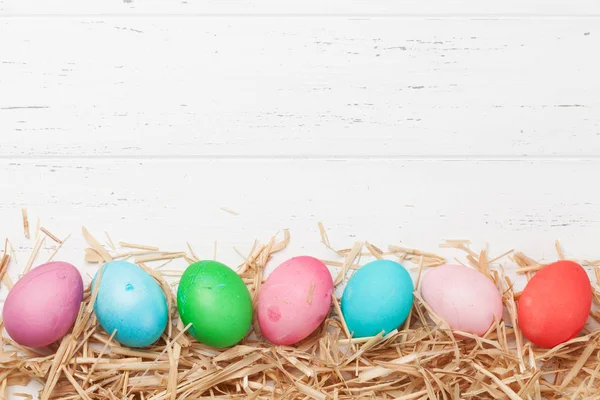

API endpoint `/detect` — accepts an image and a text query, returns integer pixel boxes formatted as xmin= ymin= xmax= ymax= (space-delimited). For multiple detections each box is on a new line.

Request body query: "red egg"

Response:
xmin=517 ymin=260 xmax=592 ymax=348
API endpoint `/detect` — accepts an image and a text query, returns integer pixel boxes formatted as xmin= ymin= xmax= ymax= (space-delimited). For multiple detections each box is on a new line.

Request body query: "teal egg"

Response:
xmin=341 ymin=260 xmax=414 ymax=338
xmin=92 ymin=261 xmax=168 ymax=348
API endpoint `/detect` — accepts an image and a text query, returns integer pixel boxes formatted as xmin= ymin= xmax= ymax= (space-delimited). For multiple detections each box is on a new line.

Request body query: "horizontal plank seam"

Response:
xmin=2 ymin=14 xmax=600 ymax=19
xmin=1 ymin=155 xmax=600 ymax=161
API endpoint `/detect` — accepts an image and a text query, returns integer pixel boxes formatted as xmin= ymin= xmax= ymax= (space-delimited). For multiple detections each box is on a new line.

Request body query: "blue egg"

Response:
xmin=92 ymin=261 xmax=168 ymax=347
xmin=341 ymin=260 xmax=414 ymax=338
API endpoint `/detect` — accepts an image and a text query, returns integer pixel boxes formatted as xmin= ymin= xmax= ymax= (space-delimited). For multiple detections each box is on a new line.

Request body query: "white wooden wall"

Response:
xmin=1 ymin=1 xmax=600 ymax=398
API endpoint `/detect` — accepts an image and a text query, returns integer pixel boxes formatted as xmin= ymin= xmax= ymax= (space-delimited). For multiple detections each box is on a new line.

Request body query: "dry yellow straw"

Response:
xmin=1 ymin=222 xmax=600 ymax=399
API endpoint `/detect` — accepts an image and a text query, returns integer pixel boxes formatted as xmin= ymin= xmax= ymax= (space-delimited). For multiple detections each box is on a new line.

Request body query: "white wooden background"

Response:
xmin=1 ymin=1 xmax=600 ymax=398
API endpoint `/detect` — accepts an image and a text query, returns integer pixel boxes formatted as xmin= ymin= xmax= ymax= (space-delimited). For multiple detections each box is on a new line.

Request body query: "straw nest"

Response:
xmin=2 ymin=217 xmax=600 ymax=399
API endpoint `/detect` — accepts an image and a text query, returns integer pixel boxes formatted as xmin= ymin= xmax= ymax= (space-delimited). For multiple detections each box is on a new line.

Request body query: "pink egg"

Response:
xmin=420 ymin=264 xmax=503 ymax=336
xmin=3 ymin=261 xmax=84 ymax=347
xmin=258 ymin=256 xmax=334 ymax=345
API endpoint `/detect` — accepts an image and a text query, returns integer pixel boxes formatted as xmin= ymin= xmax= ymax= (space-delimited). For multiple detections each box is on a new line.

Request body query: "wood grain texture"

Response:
xmin=2 ymin=0 xmax=600 ymax=16
xmin=1 ymin=18 xmax=599 ymax=157
xmin=2 ymin=159 xmax=599 ymax=321
xmin=2 ymin=159 xmax=599 ymax=265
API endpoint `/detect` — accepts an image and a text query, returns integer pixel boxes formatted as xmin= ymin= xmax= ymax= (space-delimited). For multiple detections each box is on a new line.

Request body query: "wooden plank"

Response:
xmin=2 ymin=159 xmax=600 ymax=280
xmin=1 ymin=0 xmax=600 ymax=16
xmin=2 ymin=158 xmax=599 ymax=400
xmin=1 ymin=18 xmax=598 ymax=157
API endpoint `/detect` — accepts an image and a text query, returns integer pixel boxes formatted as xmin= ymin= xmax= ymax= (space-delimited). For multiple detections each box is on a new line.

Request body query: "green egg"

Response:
xmin=177 ymin=260 xmax=253 ymax=348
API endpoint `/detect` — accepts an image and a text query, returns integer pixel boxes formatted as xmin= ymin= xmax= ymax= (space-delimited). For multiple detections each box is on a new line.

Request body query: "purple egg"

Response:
xmin=3 ymin=261 xmax=83 ymax=347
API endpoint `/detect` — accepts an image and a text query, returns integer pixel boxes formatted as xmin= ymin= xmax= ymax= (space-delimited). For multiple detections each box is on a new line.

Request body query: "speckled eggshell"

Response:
xmin=420 ymin=264 xmax=503 ymax=336
xmin=177 ymin=260 xmax=253 ymax=348
xmin=518 ymin=260 xmax=592 ymax=348
xmin=92 ymin=261 xmax=168 ymax=348
xmin=341 ymin=260 xmax=414 ymax=338
xmin=3 ymin=261 xmax=83 ymax=348
xmin=257 ymin=256 xmax=334 ymax=345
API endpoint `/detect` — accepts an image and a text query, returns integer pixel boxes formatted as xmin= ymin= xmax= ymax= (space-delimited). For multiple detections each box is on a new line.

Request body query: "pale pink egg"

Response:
xmin=420 ymin=264 xmax=503 ymax=336
xmin=258 ymin=256 xmax=334 ymax=345
xmin=3 ymin=261 xmax=84 ymax=347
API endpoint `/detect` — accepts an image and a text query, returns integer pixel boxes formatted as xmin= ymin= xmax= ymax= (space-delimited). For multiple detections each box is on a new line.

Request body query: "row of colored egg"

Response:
xmin=2 ymin=256 xmax=593 ymax=350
